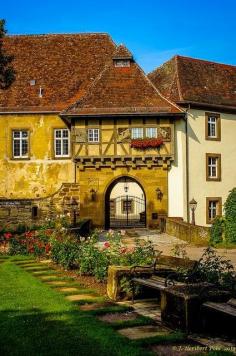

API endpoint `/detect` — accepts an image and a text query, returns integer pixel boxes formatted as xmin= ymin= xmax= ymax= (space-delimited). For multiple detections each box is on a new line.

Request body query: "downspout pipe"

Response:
xmin=185 ymin=105 xmax=190 ymax=223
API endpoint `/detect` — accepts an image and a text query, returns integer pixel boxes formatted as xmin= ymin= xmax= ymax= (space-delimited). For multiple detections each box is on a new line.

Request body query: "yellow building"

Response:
xmin=0 ymin=34 xmax=184 ymax=228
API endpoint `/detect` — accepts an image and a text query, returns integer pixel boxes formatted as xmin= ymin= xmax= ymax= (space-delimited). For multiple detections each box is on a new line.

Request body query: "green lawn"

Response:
xmin=0 ymin=257 xmax=151 ymax=356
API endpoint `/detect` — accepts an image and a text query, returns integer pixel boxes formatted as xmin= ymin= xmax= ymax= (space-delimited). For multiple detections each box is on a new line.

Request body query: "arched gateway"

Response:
xmin=105 ymin=176 xmax=146 ymax=229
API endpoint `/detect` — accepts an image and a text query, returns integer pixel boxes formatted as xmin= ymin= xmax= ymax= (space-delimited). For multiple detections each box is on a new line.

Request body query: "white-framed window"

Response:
xmin=208 ymin=200 xmax=217 ymax=221
xmin=54 ymin=129 xmax=70 ymax=157
xmin=206 ymin=113 xmax=220 ymax=140
xmin=12 ymin=130 xmax=29 ymax=158
xmin=131 ymin=128 xmax=143 ymax=139
xmin=114 ymin=59 xmax=130 ymax=67
xmin=88 ymin=128 xmax=100 ymax=143
xmin=146 ymin=127 xmax=157 ymax=138
xmin=206 ymin=197 xmax=222 ymax=224
xmin=122 ymin=199 xmax=133 ymax=214
xmin=208 ymin=157 xmax=218 ymax=178
xmin=208 ymin=116 xmax=217 ymax=138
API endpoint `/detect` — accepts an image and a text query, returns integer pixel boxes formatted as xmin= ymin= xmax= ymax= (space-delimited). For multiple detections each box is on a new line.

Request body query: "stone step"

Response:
xmin=118 ymin=325 xmax=170 ymax=340
xmin=65 ymin=294 xmax=97 ymax=301
xmin=57 ymin=287 xmax=79 ymax=293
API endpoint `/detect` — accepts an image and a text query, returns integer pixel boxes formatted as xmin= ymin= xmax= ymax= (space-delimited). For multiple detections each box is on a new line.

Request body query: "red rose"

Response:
xmin=45 ymin=243 xmax=51 ymax=253
xmin=4 ymin=232 xmax=12 ymax=239
xmin=25 ymin=231 xmax=34 ymax=238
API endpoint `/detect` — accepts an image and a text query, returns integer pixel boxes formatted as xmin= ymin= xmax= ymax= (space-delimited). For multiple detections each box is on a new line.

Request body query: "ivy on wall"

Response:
xmin=210 ymin=188 xmax=236 ymax=245
xmin=224 ymin=188 xmax=236 ymax=243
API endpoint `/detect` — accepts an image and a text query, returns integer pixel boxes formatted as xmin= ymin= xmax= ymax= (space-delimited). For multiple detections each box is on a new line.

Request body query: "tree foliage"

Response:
xmin=224 ymin=188 xmax=236 ymax=243
xmin=210 ymin=216 xmax=224 ymax=245
xmin=0 ymin=19 xmax=15 ymax=89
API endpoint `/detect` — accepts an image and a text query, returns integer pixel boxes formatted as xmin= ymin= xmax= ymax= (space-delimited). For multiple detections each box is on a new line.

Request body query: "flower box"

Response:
xmin=130 ymin=137 xmax=164 ymax=149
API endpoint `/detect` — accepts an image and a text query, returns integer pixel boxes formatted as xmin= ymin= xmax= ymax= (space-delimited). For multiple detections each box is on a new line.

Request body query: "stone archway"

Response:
xmin=105 ymin=176 xmax=146 ymax=229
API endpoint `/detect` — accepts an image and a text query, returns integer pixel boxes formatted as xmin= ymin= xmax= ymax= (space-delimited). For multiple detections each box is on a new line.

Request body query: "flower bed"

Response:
xmin=0 ymin=224 xmax=156 ymax=283
xmin=50 ymin=230 xmax=155 ymax=281
xmin=130 ymin=137 xmax=164 ymax=149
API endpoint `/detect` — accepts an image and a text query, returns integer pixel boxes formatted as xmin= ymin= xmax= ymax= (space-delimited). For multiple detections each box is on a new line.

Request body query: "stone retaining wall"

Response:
xmin=107 ymin=256 xmax=196 ymax=301
xmin=0 ymin=183 xmax=80 ymax=227
xmin=166 ymin=218 xmax=210 ymax=246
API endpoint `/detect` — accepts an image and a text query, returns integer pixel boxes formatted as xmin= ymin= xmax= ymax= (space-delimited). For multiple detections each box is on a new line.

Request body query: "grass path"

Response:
xmin=0 ymin=257 xmax=151 ymax=356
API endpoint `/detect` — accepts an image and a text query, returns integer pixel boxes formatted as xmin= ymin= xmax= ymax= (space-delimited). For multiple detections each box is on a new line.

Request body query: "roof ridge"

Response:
xmin=175 ymin=56 xmax=183 ymax=101
xmin=6 ymin=32 xmax=111 ymax=38
xmin=175 ymin=54 xmax=236 ymax=68
xmin=112 ymin=44 xmax=133 ymax=59
xmin=138 ymin=60 xmax=184 ymax=113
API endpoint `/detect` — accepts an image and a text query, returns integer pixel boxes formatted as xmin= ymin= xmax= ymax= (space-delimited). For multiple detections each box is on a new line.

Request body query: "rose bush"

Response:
xmin=77 ymin=230 xmax=155 ymax=281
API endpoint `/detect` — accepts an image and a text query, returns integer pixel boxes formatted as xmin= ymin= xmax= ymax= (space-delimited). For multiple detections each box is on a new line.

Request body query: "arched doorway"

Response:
xmin=105 ymin=176 xmax=146 ymax=229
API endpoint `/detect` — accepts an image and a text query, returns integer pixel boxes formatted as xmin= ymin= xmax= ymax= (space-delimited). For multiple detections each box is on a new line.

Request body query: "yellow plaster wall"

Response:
xmin=0 ymin=114 xmax=74 ymax=199
xmin=77 ymin=166 xmax=168 ymax=227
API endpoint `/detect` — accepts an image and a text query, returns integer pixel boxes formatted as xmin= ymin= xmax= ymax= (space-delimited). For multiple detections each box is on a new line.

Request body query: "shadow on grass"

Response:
xmin=0 ymin=308 xmax=152 ymax=356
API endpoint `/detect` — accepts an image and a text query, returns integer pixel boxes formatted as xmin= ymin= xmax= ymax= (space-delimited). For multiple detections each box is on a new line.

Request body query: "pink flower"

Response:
xmin=120 ymin=247 xmax=127 ymax=254
xmin=104 ymin=241 xmax=110 ymax=248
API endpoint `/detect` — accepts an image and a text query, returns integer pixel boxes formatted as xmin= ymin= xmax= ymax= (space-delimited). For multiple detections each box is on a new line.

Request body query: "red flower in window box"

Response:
xmin=130 ymin=137 xmax=164 ymax=149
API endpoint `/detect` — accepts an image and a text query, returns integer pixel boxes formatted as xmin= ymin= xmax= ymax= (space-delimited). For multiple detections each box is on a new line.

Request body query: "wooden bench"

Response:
xmin=131 ymin=274 xmax=185 ymax=303
xmin=201 ymin=298 xmax=236 ymax=337
xmin=202 ymin=298 xmax=236 ymax=317
xmin=130 ymin=252 xmax=194 ymax=303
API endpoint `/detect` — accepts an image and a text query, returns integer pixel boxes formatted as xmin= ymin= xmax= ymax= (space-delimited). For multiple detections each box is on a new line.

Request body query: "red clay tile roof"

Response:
xmin=0 ymin=34 xmax=116 ymax=112
xmin=112 ymin=44 xmax=133 ymax=59
xmin=148 ymin=55 xmax=236 ymax=109
xmin=62 ymin=46 xmax=183 ymax=116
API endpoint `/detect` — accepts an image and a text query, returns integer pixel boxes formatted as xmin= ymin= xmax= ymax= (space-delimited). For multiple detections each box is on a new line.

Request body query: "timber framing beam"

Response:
xmin=75 ymin=155 xmax=173 ymax=170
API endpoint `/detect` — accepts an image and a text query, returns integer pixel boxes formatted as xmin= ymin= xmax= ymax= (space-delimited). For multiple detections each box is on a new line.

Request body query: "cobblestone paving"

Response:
xmin=118 ymin=298 xmax=162 ymax=323
xmin=126 ymin=228 xmax=236 ymax=267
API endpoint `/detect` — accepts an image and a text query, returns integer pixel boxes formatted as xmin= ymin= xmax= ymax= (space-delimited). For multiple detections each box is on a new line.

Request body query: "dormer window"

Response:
xmin=114 ymin=59 xmax=130 ymax=67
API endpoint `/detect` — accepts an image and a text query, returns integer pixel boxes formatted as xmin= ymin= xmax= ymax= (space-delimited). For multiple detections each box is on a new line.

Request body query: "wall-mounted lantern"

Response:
xmin=156 ymin=188 xmax=163 ymax=201
xmin=124 ymin=181 xmax=129 ymax=193
xmin=189 ymin=198 xmax=197 ymax=225
xmin=70 ymin=197 xmax=78 ymax=227
xmin=90 ymin=189 xmax=97 ymax=202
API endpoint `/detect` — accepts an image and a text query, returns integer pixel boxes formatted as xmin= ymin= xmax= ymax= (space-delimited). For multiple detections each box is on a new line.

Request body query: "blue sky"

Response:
xmin=2 ymin=0 xmax=236 ymax=72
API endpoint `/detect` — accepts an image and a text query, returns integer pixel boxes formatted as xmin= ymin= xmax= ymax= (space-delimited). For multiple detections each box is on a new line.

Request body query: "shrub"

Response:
xmin=50 ymin=233 xmax=80 ymax=269
xmin=195 ymin=247 xmax=235 ymax=290
xmin=210 ymin=216 xmax=224 ymax=245
xmin=8 ymin=235 xmax=28 ymax=255
xmin=224 ymin=188 xmax=236 ymax=243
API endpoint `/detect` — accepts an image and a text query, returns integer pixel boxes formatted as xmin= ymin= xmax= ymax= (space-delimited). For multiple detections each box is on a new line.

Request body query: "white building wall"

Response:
xmin=168 ymin=119 xmax=187 ymax=221
xmin=188 ymin=109 xmax=236 ymax=226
